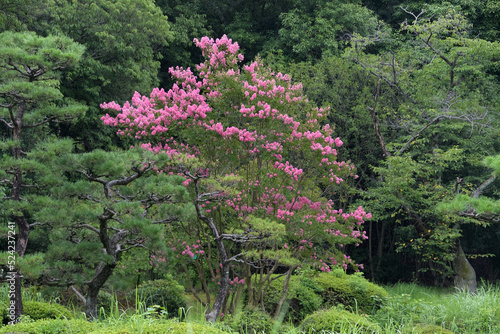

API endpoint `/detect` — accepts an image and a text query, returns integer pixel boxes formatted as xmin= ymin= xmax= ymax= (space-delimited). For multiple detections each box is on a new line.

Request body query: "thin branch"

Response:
xmin=0 ymin=118 xmax=13 ymax=128
xmin=22 ymin=116 xmax=56 ymax=129
xmin=75 ymin=224 xmax=100 ymax=234
xmin=151 ymin=216 xmax=179 ymax=224
xmin=368 ymin=78 xmax=390 ymax=156
xmin=70 ymin=286 xmax=86 ymax=305
xmin=471 ymin=175 xmax=497 ymax=199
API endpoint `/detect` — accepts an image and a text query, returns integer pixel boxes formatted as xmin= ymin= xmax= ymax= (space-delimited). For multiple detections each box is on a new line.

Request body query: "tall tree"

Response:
xmin=102 ymin=35 xmax=371 ymax=322
xmin=37 ymin=149 xmax=190 ymax=319
xmin=0 ymin=31 xmax=85 ymax=321
xmin=33 ymin=0 xmax=174 ymax=151
xmin=344 ymin=8 xmax=500 ymax=285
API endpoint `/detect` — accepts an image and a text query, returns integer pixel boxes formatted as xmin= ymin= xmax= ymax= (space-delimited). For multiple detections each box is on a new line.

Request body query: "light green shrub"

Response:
xmin=0 ymin=301 xmax=72 ymax=324
xmin=0 ymin=318 xmax=97 ymax=333
xmin=313 ymin=269 xmax=389 ymax=314
xmin=410 ymin=324 xmax=455 ymax=334
xmin=262 ymin=275 xmax=324 ymax=323
xmin=232 ymin=305 xmax=274 ymax=334
xmin=88 ymin=321 xmax=230 ymax=333
xmin=301 ymin=307 xmax=380 ymax=333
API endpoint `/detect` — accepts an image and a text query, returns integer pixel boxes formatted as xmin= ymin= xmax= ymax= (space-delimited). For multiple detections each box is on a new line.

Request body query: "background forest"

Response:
xmin=0 ymin=0 xmax=499 ymax=333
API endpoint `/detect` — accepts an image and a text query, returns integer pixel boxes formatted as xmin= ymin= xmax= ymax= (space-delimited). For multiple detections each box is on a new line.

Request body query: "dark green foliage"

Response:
xmin=96 ymin=291 xmax=115 ymax=315
xmin=231 ymin=305 xmax=274 ymax=334
xmin=313 ymin=270 xmax=389 ymax=314
xmin=133 ymin=276 xmax=187 ymax=318
xmin=0 ymin=318 xmax=97 ymax=334
xmin=301 ymin=307 xmax=380 ymax=333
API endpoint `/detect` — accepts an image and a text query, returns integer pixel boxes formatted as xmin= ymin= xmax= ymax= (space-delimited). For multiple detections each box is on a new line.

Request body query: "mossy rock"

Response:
xmin=0 ymin=318 xmax=98 ymax=333
xmin=301 ymin=307 xmax=380 ymax=333
xmin=88 ymin=321 xmax=230 ymax=333
xmin=0 ymin=301 xmax=72 ymax=324
xmin=313 ymin=270 xmax=389 ymax=314
xmin=409 ymin=324 xmax=455 ymax=334
xmin=232 ymin=305 xmax=274 ymax=334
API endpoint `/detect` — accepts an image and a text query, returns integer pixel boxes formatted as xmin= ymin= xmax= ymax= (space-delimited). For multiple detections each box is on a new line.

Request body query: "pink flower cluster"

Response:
xmin=101 ymin=34 xmax=372 ymax=274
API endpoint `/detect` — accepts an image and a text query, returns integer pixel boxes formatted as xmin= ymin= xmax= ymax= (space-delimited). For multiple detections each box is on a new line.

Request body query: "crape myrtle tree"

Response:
xmin=101 ymin=35 xmax=371 ymax=323
xmin=36 ymin=149 xmax=190 ymax=319
xmin=0 ymin=31 xmax=85 ymax=322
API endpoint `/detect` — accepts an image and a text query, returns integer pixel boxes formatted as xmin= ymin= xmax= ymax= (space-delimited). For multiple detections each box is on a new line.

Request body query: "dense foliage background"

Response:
xmin=1 ymin=0 xmax=499 ymax=326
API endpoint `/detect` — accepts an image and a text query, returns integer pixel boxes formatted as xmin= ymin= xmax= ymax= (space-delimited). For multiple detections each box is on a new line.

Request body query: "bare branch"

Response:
xmin=70 ymin=286 xmax=86 ymax=305
xmin=471 ymin=175 xmax=497 ymax=199
xmin=151 ymin=216 xmax=179 ymax=224
xmin=0 ymin=118 xmax=13 ymax=128
xmin=22 ymin=116 xmax=56 ymax=129
xmin=400 ymin=6 xmax=426 ymax=25
xmin=75 ymin=224 xmax=100 ymax=234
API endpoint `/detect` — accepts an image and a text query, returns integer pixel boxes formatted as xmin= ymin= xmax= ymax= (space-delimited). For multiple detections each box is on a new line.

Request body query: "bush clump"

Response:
xmin=301 ymin=307 xmax=380 ymax=333
xmin=88 ymin=320 xmax=230 ymax=333
xmin=409 ymin=324 xmax=455 ymax=334
xmin=23 ymin=301 xmax=73 ymax=320
xmin=262 ymin=275 xmax=324 ymax=323
xmin=0 ymin=318 xmax=97 ymax=334
xmin=131 ymin=275 xmax=187 ymax=318
xmin=313 ymin=269 xmax=389 ymax=314
xmin=0 ymin=300 xmax=72 ymax=324
xmin=232 ymin=305 xmax=274 ymax=334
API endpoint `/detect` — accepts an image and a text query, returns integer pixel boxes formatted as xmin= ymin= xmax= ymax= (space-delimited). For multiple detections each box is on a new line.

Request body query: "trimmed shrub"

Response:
xmin=410 ymin=324 xmax=455 ymax=334
xmin=88 ymin=321 xmax=230 ymax=333
xmin=0 ymin=301 xmax=72 ymax=324
xmin=301 ymin=307 xmax=380 ymax=333
xmin=0 ymin=318 xmax=97 ymax=333
xmin=131 ymin=275 xmax=187 ymax=318
xmin=23 ymin=301 xmax=73 ymax=321
xmin=313 ymin=269 xmax=389 ymax=314
xmin=232 ymin=305 xmax=274 ymax=334
xmin=262 ymin=275 xmax=324 ymax=323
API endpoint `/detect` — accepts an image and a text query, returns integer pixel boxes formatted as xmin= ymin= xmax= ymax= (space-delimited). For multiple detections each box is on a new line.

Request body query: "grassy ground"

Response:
xmin=371 ymin=282 xmax=500 ymax=333
xmin=1 ymin=282 xmax=500 ymax=333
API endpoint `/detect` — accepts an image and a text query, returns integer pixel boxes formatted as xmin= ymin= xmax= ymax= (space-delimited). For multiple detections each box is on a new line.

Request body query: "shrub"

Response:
xmin=23 ymin=301 xmax=73 ymax=321
xmin=232 ymin=305 xmax=274 ymax=334
xmin=301 ymin=307 xmax=380 ymax=333
xmin=0 ymin=301 xmax=72 ymax=324
xmin=0 ymin=318 xmax=97 ymax=333
xmin=262 ymin=275 xmax=324 ymax=323
xmin=97 ymin=290 xmax=123 ymax=316
xmin=410 ymin=324 xmax=455 ymax=334
xmin=313 ymin=269 xmax=389 ymax=314
xmin=88 ymin=321 xmax=230 ymax=333
xmin=131 ymin=275 xmax=187 ymax=318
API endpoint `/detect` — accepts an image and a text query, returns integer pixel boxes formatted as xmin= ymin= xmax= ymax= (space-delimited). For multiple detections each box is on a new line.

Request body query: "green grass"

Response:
xmin=373 ymin=282 xmax=500 ymax=333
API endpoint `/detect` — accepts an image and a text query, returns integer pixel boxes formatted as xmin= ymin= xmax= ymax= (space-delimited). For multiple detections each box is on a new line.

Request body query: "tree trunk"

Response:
xmin=453 ymin=239 xmax=476 ymax=293
xmin=85 ymin=288 xmax=100 ymax=320
xmin=201 ymin=205 xmax=230 ymax=322
xmin=9 ymin=101 xmax=28 ymax=322
xmin=273 ymin=267 xmax=293 ymax=320
xmin=85 ymin=261 xmax=116 ymax=320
